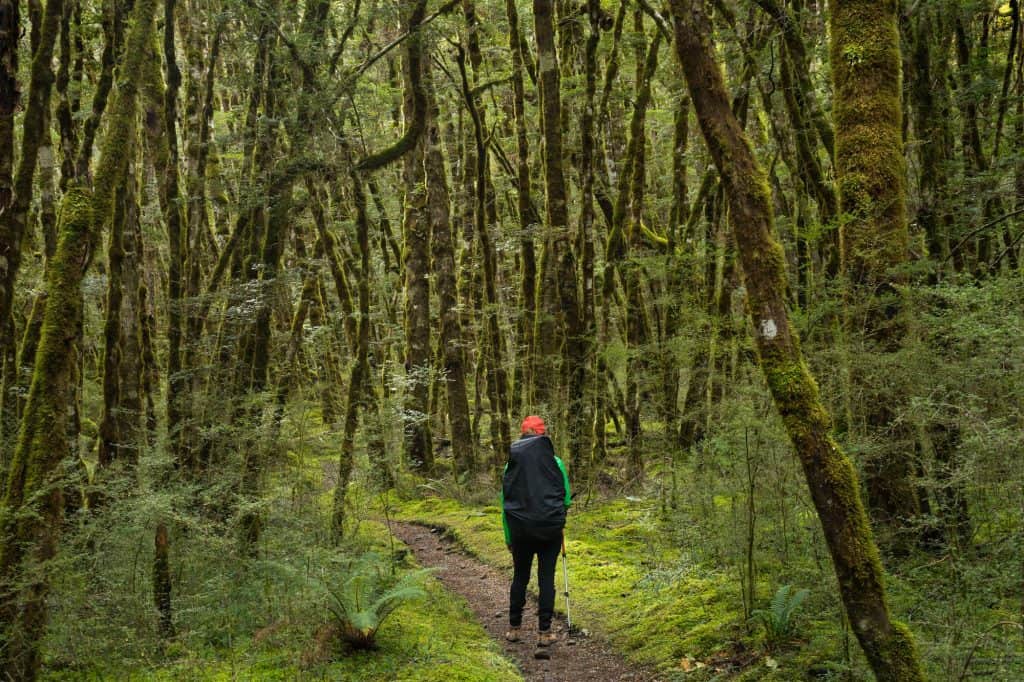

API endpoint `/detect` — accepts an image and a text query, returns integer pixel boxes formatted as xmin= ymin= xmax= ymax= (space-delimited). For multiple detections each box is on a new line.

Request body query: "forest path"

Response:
xmin=390 ymin=522 xmax=662 ymax=682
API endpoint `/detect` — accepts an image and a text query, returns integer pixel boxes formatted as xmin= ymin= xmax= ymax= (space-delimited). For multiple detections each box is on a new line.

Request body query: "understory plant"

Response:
xmin=320 ymin=551 xmax=432 ymax=650
xmin=749 ymin=584 xmax=810 ymax=650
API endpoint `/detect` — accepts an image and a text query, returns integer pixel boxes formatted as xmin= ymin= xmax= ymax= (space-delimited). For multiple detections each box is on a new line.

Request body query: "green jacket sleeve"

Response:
xmin=555 ymin=456 xmax=572 ymax=509
xmin=501 ymin=462 xmax=510 ymax=545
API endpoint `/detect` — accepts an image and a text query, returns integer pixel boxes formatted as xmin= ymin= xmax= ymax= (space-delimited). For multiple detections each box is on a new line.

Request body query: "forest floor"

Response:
xmin=391 ymin=521 xmax=660 ymax=682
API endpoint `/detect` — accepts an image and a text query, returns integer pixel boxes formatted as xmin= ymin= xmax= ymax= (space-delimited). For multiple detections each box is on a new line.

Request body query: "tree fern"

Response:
xmin=319 ymin=552 xmax=432 ymax=650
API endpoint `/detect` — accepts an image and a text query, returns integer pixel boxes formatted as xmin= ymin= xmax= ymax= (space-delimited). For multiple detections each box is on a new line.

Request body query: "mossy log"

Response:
xmin=669 ymin=2 xmax=926 ymax=680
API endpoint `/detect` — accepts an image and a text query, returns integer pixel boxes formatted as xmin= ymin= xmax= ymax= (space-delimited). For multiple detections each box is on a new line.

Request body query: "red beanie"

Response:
xmin=520 ymin=415 xmax=546 ymax=435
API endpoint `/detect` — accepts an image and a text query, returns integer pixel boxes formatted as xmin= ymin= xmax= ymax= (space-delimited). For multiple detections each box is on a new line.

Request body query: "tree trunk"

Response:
xmin=831 ymin=0 xmax=919 ymax=544
xmin=505 ymin=0 xmax=540 ymax=413
xmin=534 ymin=0 xmax=582 ymax=462
xmin=0 ymin=186 xmax=92 ymax=681
xmin=331 ymin=171 xmax=372 ymax=543
xmin=424 ymin=65 xmax=474 ymax=476
xmin=0 ymin=0 xmax=17 ymax=219
xmin=570 ymin=0 xmax=602 ymax=481
xmin=0 ymin=315 xmax=16 ymax=479
xmin=456 ymin=43 xmax=511 ymax=463
xmin=401 ymin=32 xmax=434 ymax=473
xmin=153 ymin=521 xmax=173 ymax=638
xmin=155 ymin=0 xmax=191 ymax=473
xmin=0 ymin=0 xmax=62 ymax=338
xmin=668 ymin=2 xmax=926 ymax=679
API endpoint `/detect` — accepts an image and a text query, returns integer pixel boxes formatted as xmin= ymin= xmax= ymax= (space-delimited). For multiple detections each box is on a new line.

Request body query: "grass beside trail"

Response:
xmin=388 ymin=494 xmax=803 ymax=680
xmin=140 ymin=577 xmax=520 ymax=682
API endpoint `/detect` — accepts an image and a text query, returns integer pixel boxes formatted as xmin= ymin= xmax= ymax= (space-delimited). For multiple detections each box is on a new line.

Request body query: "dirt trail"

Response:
xmin=391 ymin=522 xmax=661 ymax=682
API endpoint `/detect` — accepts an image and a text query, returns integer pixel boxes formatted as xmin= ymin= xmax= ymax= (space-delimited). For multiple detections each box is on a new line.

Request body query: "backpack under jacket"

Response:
xmin=501 ymin=435 xmax=570 ymax=537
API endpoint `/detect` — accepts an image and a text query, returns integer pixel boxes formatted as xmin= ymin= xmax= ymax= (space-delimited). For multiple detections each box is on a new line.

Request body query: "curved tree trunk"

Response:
xmin=669 ymin=2 xmax=926 ymax=679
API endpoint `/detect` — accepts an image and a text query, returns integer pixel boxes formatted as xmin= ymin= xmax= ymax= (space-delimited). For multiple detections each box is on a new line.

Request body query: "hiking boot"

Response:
xmin=504 ymin=627 xmax=521 ymax=642
xmin=537 ymin=630 xmax=558 ymax=647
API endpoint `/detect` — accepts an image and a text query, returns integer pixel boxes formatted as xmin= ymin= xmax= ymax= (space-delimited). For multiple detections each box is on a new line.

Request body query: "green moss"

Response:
xmin=90 ymin=0 xmax=158 ymax=227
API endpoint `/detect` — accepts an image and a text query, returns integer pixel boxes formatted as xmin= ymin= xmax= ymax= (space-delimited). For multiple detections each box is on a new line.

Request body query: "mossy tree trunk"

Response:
xmin=1 ymin=317 xmax=15 ymax=468
xmin=534 ymin=0 xmax=584 ymax=463
xmin=0 ymin=0 xmax=20 ymax=414
xmin=0 ymin=186 xmax=92 ymax=681
xmin=73 ymin=0 xmax=122 ymax=180
xmin=401 ymin=20 xmax=434 ymax=474
xmin=532 ymin=0 xmax=566 ymax=413
xmin=53 ymin=0 xmax=76 ymax=191
xmin=456 ymin=41 xmax=511 ymax=464
xmin=458 ymin=3 xmax=510 ymax=461
xmin=0 ymin=0 xmax=62 ymax=340
xmin=331 ymin=171 xmax=372 ymax=543
xmin=909 ymin=9 xmax=955 ymax=274
xmin=571 ymin=0 xmax=602 ymax=481
xmin=152 ymin=0 xmax=191 ymax=473
xmin=669 ymin=2 xmax=927 ymax=680
xmin=660 ymin=94 xmax=689 ymax=467
xmin=505 ymin=0 xmax=540 ymax=415
xmin=907 ymin=9 xmax=975 ymax=551
xmin=1016 ymin=15 xmax=1024 ymax=268
xmin=0 ymin=1 xmax=17 ymax=280
xmin=98 ymin=162 xmax=145 ymax=471
xmin=424 ymin=65 xmax=474 ymax=476
xmin=830 ymin=0 xmax=920 ymax=545
xmin=952 ymin=15 xmax=997 ymax=275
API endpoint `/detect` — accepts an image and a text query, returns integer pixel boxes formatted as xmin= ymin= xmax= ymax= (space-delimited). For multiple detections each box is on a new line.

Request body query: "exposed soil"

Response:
xmin=390 ymin=521 xmax=662 ymax=682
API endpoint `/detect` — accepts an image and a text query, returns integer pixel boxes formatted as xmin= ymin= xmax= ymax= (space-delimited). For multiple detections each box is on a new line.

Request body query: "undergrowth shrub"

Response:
xmin=749 ymin=584 xmax=810 ymax=651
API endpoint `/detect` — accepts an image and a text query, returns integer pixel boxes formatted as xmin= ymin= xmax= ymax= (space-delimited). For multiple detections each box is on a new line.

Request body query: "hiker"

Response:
xmin=501 ymin=415 xmax=571 ymax=648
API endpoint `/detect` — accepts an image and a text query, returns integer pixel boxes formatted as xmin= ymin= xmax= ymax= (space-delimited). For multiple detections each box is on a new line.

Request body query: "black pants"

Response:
xmin=508 ymin=525 xmax=562 ymax=631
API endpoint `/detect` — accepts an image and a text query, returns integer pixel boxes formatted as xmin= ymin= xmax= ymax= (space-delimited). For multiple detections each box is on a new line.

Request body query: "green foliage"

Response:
xmin=748 ymin=585 xmax=810 ymax=650
xmin=318 ymin=552 xmax=431 ymax=651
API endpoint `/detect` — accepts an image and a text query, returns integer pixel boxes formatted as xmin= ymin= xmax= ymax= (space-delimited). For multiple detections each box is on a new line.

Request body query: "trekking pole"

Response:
xmin=561 ymin=537 xmax=571 ymax=632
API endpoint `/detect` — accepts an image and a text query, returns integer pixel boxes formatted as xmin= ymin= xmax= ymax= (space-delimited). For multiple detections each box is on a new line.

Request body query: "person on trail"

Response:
xmin=501 ymin=415 xmax=571 ymax=648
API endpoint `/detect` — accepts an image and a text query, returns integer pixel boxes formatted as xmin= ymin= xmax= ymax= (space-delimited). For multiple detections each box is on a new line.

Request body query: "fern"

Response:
xmin=319 ymin=551 xmax=432 ymax=650
xmin=749 ymin=584 xmax=810 ymax=650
